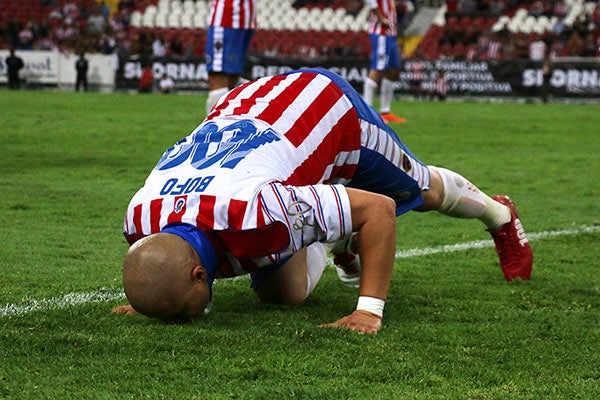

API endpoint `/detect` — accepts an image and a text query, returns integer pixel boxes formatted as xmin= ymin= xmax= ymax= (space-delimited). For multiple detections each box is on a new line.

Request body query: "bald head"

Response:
xmin=122 ymin=233 xmax=210 ymax=323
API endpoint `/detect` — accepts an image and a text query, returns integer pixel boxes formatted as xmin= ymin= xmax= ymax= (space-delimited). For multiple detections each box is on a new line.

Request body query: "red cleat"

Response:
xmin=380 ymin=112 xmax=407 ymax=124
xmin=488 ymin=195 xmax=533 ymax=281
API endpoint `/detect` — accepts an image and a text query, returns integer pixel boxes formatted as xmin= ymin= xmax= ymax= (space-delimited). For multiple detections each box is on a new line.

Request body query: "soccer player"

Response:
xmin=113 ymin=68 xmax=533 ymax=334
xmin=362 ymin=0 xmax=406 ymax=123
xmin=205 ymin=0 xmax=256 ymax=115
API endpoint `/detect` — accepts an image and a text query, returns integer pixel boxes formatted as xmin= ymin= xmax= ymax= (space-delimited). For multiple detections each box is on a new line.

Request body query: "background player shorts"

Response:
xmin=369 ymin=34 xmax=401 ymax=71
xmin=206 ymin=26 xmax=254 ymax=74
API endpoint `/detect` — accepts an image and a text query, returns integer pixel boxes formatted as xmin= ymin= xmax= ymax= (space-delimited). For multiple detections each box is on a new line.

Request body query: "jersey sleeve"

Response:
xmin=258 ymin=182 xmax=353 ymax=253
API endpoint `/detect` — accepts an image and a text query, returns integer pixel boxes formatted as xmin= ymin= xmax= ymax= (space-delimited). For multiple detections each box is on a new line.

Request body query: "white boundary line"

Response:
xmin=395 ymin=225 xmax=600 ymax=259
xmin=1 ymin=225 xmax=598 ymax=319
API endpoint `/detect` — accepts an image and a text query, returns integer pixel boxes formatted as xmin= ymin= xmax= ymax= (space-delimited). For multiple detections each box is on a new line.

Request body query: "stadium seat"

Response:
xmin=130 ymin=10 xmax=143 ymax=28
xmin=157 ymin=0 xmax=169 ymax=13
xmin=155 ymin=12 xmax=168 ymax=28
xmin=180 ymin=13 xmax=193 ymax=29
xmin=193 ymin=12 xmax=207 ymax=29
xmin=168 ymin=13 xmax=181 ymax=28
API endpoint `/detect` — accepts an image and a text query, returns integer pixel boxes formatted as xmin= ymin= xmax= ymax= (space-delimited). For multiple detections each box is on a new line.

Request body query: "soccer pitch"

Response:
xmin=1 ymin=90 xmax=599 ymax=399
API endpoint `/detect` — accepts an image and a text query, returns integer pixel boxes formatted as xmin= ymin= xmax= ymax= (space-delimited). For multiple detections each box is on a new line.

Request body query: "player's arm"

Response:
xmin=319 ymin=187 xmax=396 ymax=334
xmin=365 ymin=0 xmax=390 ymax=28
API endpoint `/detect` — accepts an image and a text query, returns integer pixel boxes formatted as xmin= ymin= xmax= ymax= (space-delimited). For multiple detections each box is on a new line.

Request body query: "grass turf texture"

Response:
xmin=1 ymin=90 xmax=599 ymax=399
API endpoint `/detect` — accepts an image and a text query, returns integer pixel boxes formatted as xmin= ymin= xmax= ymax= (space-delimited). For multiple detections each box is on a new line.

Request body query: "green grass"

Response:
xmin=1 ymin=89 xmax=599 ymax=399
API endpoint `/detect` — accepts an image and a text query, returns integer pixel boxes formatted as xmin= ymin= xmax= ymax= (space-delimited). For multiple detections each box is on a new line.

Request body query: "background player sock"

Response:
xmin=305 ymin=243 xmax=327 ymax=298
xmin=380 ymin=78 xmax=395 ymax=114
xmin=431 ymin=166 xmax=511 ymax=230
xmin=363 ymin=78 xmax=378 ymax=107
xmin=206 ymin=87 xmax=229 ymax=115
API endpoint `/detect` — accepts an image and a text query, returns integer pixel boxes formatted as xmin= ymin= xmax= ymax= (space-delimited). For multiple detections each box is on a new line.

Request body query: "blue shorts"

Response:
xmin=369 ymin=34 xmax=401 ymax=71
xmin=206 ymin=26 xmax=254 ymax=74
xmin=297 ymin=68 xmax=429 ymax=217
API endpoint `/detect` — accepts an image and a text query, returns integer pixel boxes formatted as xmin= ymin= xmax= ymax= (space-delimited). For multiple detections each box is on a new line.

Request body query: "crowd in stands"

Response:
xmin=1 ymin=0 xmax=599 ymax=63
xmin=419 ymin=0 xmax=600 ymax=60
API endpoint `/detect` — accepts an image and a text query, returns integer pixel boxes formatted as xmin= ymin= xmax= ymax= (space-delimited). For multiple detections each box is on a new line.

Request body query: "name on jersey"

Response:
xmin=160 ymin=176 xmax=215 ymax=195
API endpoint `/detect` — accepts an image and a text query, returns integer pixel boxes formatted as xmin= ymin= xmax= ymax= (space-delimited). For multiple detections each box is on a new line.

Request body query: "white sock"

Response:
xmin=432 ymin=166 xmax=511 ymax=229
xmin=363 ymin=78 xmax=378 ymax=107
xmin=305 ymin=242 xmax=327 ymax=298
xmin=380 ymin=78 xmax=395 ymax=113
xmin=206 ymin=87 xmax=229 ymax=116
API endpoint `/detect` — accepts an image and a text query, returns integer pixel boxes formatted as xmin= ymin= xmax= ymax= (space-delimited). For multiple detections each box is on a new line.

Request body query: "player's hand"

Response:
xmin=318 ymin=310 xmax=382 ymax=334
xmin=111 ymin=304 xmax=138 ymax=315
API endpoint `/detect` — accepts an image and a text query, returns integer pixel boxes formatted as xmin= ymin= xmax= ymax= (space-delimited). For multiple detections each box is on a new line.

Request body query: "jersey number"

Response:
xmin=156 ymin=120 xmax=281 ymax=171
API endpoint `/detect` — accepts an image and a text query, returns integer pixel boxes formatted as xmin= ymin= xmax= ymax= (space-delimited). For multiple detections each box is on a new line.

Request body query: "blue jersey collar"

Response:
xmin=161 ymin=223 xmax=217 ymax=293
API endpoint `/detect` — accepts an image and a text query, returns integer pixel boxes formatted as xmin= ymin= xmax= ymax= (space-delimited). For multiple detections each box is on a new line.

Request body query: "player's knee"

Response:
xmin=256 ymin=285 xmax=306 ymax=306
xmin=417 ymin=167 xmax=445 ymax=211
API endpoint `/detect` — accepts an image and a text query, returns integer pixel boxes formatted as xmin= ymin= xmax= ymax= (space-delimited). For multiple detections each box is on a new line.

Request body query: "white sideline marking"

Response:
xmin=1 ymin=225 xmax=598 ymax=318
xmin=0 ymin=288 xmax=125 ymax=318
xmin=395 ymin=225 xmax=600 ymax=259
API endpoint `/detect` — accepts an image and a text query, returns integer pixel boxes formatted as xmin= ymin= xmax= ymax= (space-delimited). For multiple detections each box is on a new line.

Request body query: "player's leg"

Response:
xmin=419 ymin=166 xmax=533 ymax=281
xmin=363 ymin=71 xmax=379 ymax=107
xmin=378 ymin=38 xmax=405 ymax=123
xmin=418 ymin=166 xmax=509 ymax=226
xmin=363 ymin=34 xmax=386 ymax=107
xmin=206 ymin=72 xmax=231 ymax=113
xmin=205 ymin=27 xmax=253 ymax=115
xmin=338 ymin=85 xmax=532 ymax=282
xmin=253 ymin=243 xmax=328 ymax=305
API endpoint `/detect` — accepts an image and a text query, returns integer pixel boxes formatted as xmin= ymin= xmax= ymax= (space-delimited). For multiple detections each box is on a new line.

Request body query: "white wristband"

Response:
xmin=356 ymin=296 xmax=385 ymax=318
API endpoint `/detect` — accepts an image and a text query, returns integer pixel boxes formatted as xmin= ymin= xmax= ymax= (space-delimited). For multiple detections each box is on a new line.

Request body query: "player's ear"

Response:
xmin=190 ymin=265 xmax=207 ymax=283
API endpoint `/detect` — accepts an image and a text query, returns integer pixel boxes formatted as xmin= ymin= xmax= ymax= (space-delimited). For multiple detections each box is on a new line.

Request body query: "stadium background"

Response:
xmin=1 ymin=0 xmax=600 ymax=98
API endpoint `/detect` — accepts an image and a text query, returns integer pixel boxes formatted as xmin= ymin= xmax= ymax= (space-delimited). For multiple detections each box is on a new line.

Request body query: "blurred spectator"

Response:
xmin=488 ymin=0 xmax=506 ymax=17
xmin=87 ymin=6 xmax=107 ymax=36
xmin=152 ymin=34 xmax=166 ymax=58
xmin=98 ymin=1 xmax=111 ymax=20
xmin=541 ymin=52 xmax=552 ymax=103
xmin=582 ymin=32 xmax=597 ymax=56
xmin=529 ymin=1 xmax=544 ymax=17
xmin=118 ymin=0 xmax=135 ymax=12
xmin=446 ymin=0 xmax=459 ymax=17
xmin=553 ymin=0 xmax=568 ymax=18
xmin=408 ymin=54 xmax=426 ymax=98
xmin=486 ymin=32 xmax=502 ymax=59
xmin=529 ymin=33 xmax=546 ymax=61
xmin=139 ymin=64 xmax=153 ymax=93
xmin=95 ymin=32 xmax=116 ymax=54
xmin=396 ymin=0 xmax=415 ymax=33
xmin=514 ymin=32 xmax=531 ymax=59
xmin=429 ymin=70 xmax=448 ymax=101
xmin=457 ymin=0 xmax=477 ymax=16
xmin=566 ymin=30 xmax=585 ymax=56
xmin=158 ymin=73 xmax=175 ymax=93
xmin=17 ymin=22 xmax=35 ymax=50
xmin=169 ymin=36 xmax=184 ymax=57
xmin=5 ymin=47 xmax=24 ymax=89
xmin=75 ymin=51 xmax=89 ymax=91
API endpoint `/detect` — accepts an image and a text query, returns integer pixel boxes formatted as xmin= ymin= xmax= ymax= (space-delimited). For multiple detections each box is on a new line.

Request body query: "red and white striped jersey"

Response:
xmin=435 ymin=74 xmax=448 ymax=96
xmin=365 ymin=0 xmax=397 ymax=36
xmin=208 ymin=0 xmax=257 ymax=29
xmin=124 ymin=71 xmax=361 ymax=277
